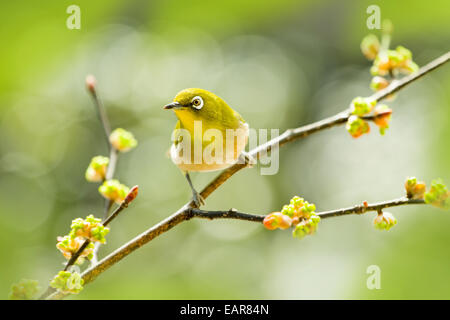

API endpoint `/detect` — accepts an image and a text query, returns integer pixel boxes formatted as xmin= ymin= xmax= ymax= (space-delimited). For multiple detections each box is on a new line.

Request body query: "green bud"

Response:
xmin=310 ymin=214 xmax=321 ymax=225
xmin=396 ymin=46 xmax=412 ymax=60
xmin=99 ymin=179 xmax=130 ymax=204
xmin=69 ymin=214 xmax=110 ymax=243
xmin=9 ymin=279 xmax=40 ymax=300
xmin=56 ymin=235 xmax=95 ymax=264
xmin=370 ymin=76 xmax=389 ymax=92
xmin=360 ymin=34 xmax=380 ymax=60
xmin=373 ymin=211 xmax=397 ymax=231
xmin=292 ymin=224 xmax=307 ymax=239
xmin=346 ymin=115 xmax=371 ymax=138
xmin=290 ymin=196 xmax=304 ymax=207
xmin=292 ymin=214 xmax=320 ymax=239
xmin=90 ymin=225 xmax=110 ymax=244
xmin=424 ymin=179 xmax=450 ymax=210
xmin=109 ymin=128 xmax=138 ymax=152
xmin=350 ymin=97 xmax=376 ymax=116
xmin=85 ymin=156 xmax=109 ymax=182
xmin=387 ymin=50 xmax=403 ymax=63
xmin=50 ymin=270 xmax=84 ymax=295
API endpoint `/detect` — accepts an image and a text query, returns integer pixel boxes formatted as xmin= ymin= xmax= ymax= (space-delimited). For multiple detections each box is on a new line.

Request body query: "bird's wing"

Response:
xmin=165 ymin=120 xmax=183 ymax=158
xmin=173 ymin=120 xmax=183 ymax=147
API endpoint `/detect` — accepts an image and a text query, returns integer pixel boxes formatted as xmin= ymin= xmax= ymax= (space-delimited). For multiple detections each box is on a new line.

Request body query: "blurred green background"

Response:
xmin=0 ymin=0 xmax=449 ymax=299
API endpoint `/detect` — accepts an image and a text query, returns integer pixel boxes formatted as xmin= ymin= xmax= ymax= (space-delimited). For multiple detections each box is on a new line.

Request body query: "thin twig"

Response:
xmin=86 ymin=75 xmax=112 ymax=149
xmin=47 ymin=52 xmax=449 ymax=300
xmin=86 ymin=76 xmax=121 ymax=264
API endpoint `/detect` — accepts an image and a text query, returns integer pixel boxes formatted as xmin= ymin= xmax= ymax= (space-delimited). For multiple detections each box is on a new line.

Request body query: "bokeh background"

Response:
xmin=0 ymin=0 xmax=449 ymax=299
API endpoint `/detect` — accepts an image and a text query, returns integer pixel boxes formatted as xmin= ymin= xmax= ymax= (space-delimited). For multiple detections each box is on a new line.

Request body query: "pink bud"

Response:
xmin=125 ymin=185 xmax=139 ymax=204
xmin=86 ymin=75 xmax=97 ymax=93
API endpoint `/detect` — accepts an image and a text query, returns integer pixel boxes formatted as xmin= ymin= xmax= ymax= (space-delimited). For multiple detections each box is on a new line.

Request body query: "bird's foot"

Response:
xmin=238 ymin=151 xmax=256 ymax=168
xmin=191 ymin=190 xmax=205 ymax=208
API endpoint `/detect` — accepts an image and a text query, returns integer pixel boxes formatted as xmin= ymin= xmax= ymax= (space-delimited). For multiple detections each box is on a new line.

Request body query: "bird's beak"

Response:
xmin=163 ymin=102 xmax=183 ymax=110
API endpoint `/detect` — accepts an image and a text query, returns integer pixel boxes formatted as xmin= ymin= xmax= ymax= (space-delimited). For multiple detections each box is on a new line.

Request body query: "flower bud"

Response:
xmin=371 ymin=45 xmax=417 ymax=76
xmin=263 ymin=212 xmax=282 ymax=230
xmin=396 ymin=46 xmax=412 ymax=61
xmin=281 ymin=204 xmax=295 ymax=218
xmin=350 ymin=97 xmax=377 ymax=116
xmin=424 ymin=179 xmax=450 ymax=209
xmin=50 ymin=270 xmax=84 ymax=295
xmin=263 ymin=212 xmax=292 ymax=230
xmin=109 ymin=128 xmax=138 ymax=152
xmin=56 ymin=235 xmax=94 ymax=264
xmin=292 ymin=214 xmax=320 ymax=239
xmin=371 ymin=54 xmax=391 ymax=76
xmin=85 ymin=156 xmax=109 ymax=182
xmin=85 ymin=75 xmax=97 ymax=94
xmin=99 ymin=179 xmax=130 ymax=204
xmin=370 ymin=76 xmax=389 ymax=92
xmin=70 ymin=214 xmax=110 ymax=244
xmin=290 ymin=196 xmax=304 ymax=208
xmin=291 ymin=216 xmax=300 ymax=226
xmin=405 ymin=177 xmax=426 ymax=200
xmin=386 ymin=49 xmax=405 ymax=69
xmin=346 ymin=115 xmax=370 ymax=138
xmin=9 ymin=279 xmax=40 ymax=300
xmin=373 ymin=104 xmax=392 ymax=135
xmin=400 ymin=60 xmax=419 ymax=74
xmin=360 ymin=34 xmax=380 ymax=60
xmin=124 ymin=185 xmax=139 ymax=205
xmin=373 ymin=211 xmax=397 ymax=231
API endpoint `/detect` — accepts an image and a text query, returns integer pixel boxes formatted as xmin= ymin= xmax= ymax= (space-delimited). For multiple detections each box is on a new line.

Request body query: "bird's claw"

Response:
xmin=191 ymin=190 xmax=205 ymax=208
xmin=239 ymin=151 xmax=256 ymax=168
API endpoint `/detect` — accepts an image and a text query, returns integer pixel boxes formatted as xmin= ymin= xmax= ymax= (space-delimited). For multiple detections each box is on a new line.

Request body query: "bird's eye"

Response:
xmin=191 ymin=96 xmax=204 ymax=110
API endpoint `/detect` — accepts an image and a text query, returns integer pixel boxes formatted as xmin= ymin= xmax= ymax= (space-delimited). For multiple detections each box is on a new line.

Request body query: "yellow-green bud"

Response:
xmin=9 ymin=279 xmax=40 ymax=300
xmin=350 ymin=97 xmax=376 ymax=116
xmin=50 ymin=270 xmax=84 ymax=295
xmin=373 ymin=211 xmax=397 ymax=231
xmin=109 ymin=128 xmax=137 ymax=152
xmin=346 ymin=115 xmax=370 ymax=138
xmin=370 ymin=76 xmax=389 ymax=92
xmin=99 ymin=179 xmax=130 ymax=204
xmin=404 ymin=176 xmax=426 ymax=200
xmin=56 ymin=235 xmax=95 ymax=264
xmin=424 ymin=179 xmax=450 ymax=210
xmin=360 ymin=34 xmax=380 ymax=60
xmin=69 ymin=214 xmax=110 ymax=244
xmin=85 ymin=156 xmax=109 ymax=182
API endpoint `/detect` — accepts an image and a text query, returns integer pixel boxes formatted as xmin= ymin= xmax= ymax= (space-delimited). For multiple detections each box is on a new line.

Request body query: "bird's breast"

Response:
xmin=170 ymin=122 xmax=249 ymax=172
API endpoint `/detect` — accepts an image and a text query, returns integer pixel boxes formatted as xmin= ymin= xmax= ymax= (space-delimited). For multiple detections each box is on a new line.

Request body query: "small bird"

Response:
xmin=164 ymin=88 xmax=249 ymax=207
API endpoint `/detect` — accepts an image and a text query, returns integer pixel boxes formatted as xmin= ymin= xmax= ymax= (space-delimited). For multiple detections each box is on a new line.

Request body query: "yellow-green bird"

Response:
xmin=164 ymin=88 xmax=249 ymax=207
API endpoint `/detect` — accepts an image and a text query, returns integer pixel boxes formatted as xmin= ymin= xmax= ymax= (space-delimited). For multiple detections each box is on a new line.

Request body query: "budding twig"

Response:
xmin=44 ymin=52 xmax=449 ymax=300
xmin=86 ymin=75 xmax=122 ymax=266
xmin=40 ymin=186 xmax=139 ymax=300
xmin=188 ymin=197 xmax=425 ymax=222
xmin=46 ymin=195 xmax=425 ymax=300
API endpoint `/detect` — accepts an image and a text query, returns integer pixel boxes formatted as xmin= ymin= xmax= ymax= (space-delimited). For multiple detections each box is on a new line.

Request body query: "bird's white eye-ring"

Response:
xmin=191 ymin=96 xmax=204 ymax=110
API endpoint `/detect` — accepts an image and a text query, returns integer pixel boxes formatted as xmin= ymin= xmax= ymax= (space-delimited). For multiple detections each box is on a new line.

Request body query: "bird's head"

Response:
xmin=164 ymin=88 xmax=233 ymax=124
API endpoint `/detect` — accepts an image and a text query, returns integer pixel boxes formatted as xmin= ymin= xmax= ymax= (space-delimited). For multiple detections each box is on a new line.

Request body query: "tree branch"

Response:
xmin=39 ymin=186 xmax=138 ymax=300
xmin=46 ymin=52 xmax=449 ymax=299
xmin=188 ymin=197 xmax=425 ymax=221
xmin=47 ymin=196 xmax=425 ymax=300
